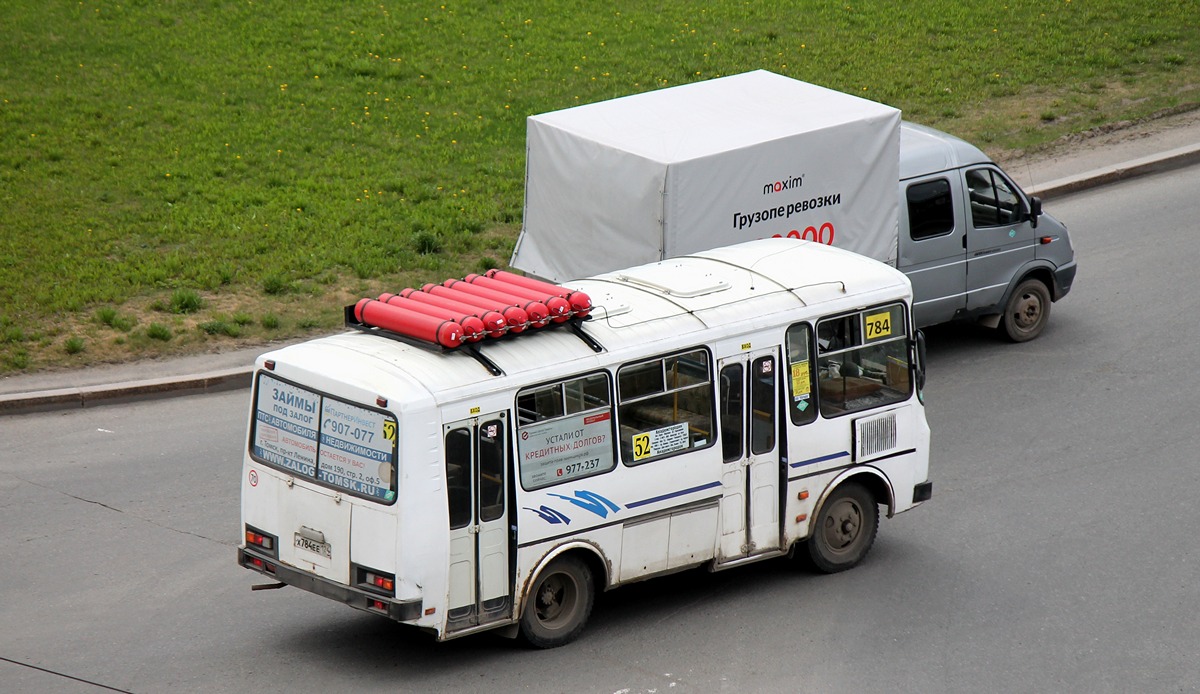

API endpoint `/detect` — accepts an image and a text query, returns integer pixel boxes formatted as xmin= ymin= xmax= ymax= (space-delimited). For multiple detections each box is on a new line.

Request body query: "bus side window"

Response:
xmin=815 ymin=304 xmax=912 ymax=417
xmin=750 ymin=356 xmax=775 ymax=454
xmin=720 ymin=363 xmax=744 ymax=462
xmin=785 ymin=323 xmax=817 ymax=426
xmin=515 ymin=372 xmax=617 ymax=491
xmin=477 ymin=419 xmax=505 ymax=523
xmin=618 ymin=348 xmax=715 ymax=465
xmin=445 ymin=428 xmax=472 ymax=530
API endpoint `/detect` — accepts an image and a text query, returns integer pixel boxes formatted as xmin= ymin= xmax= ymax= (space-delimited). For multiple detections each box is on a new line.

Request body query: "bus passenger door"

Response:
xmin=444 ymin=413 xmax=512 ymax=632
xmin=717 ymin=349 xmax=781 ymax=561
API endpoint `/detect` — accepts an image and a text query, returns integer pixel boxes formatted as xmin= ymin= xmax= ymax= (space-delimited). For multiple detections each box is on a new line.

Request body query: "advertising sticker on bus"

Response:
xmin=632 ymin=422 xmax=690 ymax=461
xmin=518 ymin=412 xmax=614 ymax=489
xmin=318 ymin=398 xmax=396 ymax=501
xmin=790 ymin=360 xmax=812 ymax=412
xmin=252 ymin=375 xmax=319 ymax=477
xmin=251 ymin=373 xmax=398 ymax=502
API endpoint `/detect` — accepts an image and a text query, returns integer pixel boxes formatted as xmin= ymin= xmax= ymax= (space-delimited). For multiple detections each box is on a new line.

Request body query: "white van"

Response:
xmin=510 ymin=70 xmax=1076 ymax=342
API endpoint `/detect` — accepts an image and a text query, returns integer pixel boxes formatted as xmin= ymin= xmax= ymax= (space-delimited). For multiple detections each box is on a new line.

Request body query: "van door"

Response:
xmin=717 ymin=348 xmax=782 ymax=561
xmin=963 ymin=166 xmax=1036 ymax=313
xmin=444 ymin=413 xmax=512 ymax=632
xmin=899 ymin=176 xmax=967 ymax=327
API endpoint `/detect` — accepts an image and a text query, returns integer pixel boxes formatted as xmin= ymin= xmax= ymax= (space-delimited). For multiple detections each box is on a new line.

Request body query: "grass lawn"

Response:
xmin=1 ymin=0 xmax=1198 ymax=372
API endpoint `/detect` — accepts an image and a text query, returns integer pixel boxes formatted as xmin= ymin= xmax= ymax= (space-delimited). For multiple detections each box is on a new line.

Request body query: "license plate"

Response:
xmin=294 ymin=533 xmax=332 ymax=559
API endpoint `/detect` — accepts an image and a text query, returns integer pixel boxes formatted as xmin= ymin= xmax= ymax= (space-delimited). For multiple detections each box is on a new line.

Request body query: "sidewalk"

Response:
xmin=3 ymin=110 xmax=1199 ymax=415
xmin=1003 ymin=107 xmax=1200 ymax=197
xmin=0 ymin=343 xmax=292 ymax=413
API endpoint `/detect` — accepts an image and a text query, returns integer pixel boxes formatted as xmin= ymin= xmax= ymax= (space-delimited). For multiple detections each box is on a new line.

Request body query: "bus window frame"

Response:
xmin=617 ymin=347 xmax=716 ymax=466
xmin=785 ymin=322 xmax=818 ymax=427
xmin=248 ymin=370 xmax=399 ymax=505
xmin=814 ymin=303 xmax=914 ymax=419
xmin=514 ymin=370 xmax=618 ymax=492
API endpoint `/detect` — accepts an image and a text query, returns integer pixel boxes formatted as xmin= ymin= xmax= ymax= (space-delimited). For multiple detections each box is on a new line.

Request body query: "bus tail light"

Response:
xmin=245 ymin=526 xmax=278 ymax=557
xmin=355 ymin=565 xmax=396 ymax=597
xmin=371 ymin=574 xmax=395 ymax=592
xmin=245 ymin=554 xmax=277 ymax=574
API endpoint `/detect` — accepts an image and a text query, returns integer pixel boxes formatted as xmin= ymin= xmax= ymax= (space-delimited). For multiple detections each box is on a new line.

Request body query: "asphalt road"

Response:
xmin=2 ymin=166 xmax=1199 ymax=693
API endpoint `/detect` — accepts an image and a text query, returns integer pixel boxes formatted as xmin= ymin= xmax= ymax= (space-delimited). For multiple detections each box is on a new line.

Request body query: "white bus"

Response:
xmin=238 ymin=238 xmax=933 ymax=648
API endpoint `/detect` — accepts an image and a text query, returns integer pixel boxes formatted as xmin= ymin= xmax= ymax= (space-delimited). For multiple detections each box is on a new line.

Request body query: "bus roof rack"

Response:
xmin=343 ymin=272 xmax=604 ymax=374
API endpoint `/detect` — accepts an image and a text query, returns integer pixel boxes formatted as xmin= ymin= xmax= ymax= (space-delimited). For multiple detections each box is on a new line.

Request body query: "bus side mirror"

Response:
xmin=913 ymin=330 xmax=927 ymax=402
xmin=1028 ymin=195 xmax=1042 ymax=228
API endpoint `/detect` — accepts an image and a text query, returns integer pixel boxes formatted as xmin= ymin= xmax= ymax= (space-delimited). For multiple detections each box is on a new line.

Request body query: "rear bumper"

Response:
xmin=238 ymin=547 xmax=423 ymax=622
xmin=913 ymin=480 xmax=933 ymax=503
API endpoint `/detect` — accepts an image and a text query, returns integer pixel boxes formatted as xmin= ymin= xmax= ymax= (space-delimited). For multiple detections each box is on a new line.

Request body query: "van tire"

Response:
xmin=807 ymin=483 xmax=878 ymax=573
xmin=1000 ymin=278 xmax=1051 ymax=342
xmin=519 ymin=555 xmax=594 ymax=648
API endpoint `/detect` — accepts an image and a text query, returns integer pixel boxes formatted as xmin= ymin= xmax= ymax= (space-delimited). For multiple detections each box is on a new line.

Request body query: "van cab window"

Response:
xmin=906 ymin=178 xmax=954 ymax=240
xmin=966 ymin=168 xmax=1020 ymax=227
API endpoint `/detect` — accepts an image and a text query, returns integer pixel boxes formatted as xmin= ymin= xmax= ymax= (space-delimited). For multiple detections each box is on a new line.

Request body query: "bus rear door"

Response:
xmin=444 ymin=413 xmax=512 ymax=632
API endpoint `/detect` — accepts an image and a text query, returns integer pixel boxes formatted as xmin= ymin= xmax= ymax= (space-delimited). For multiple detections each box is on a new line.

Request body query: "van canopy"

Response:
xmin=511 ymin=70 xmax=901 ymax=282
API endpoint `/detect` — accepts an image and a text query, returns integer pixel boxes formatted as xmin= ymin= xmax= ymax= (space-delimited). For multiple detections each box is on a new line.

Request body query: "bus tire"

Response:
xmin=999 ymin=278 xmax=1051 ymax=343
xmin=519 ymin=555 xmax=594 ymax=648
xmin=807 ymin=483 xmax=878 ymax=573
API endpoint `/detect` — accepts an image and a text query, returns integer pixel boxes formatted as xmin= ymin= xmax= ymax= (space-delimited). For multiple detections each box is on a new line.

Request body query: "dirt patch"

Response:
xmin=998 ymin=103 xmax=1200 ymax=172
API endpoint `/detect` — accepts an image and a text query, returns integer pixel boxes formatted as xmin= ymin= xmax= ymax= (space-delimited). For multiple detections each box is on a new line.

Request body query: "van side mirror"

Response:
xmin=1028 ymin=195 xmax=1042 ymax=228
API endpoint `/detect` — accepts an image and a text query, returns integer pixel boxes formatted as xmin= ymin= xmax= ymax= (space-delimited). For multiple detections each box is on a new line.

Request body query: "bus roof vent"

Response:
xmin=613 ymin=270 xmax=730 ymax=298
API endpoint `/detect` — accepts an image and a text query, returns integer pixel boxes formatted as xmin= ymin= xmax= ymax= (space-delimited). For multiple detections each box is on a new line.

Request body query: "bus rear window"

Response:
xmin=249 ymin=372 xmax=398 ymax=503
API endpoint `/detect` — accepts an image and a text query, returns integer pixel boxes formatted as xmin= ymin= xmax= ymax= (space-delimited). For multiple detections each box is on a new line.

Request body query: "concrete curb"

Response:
xmin=0 ymin=367 xmax=253 ymax=415
xmin=1028 ymin=143 xmax=1200 ymax=199
xmin=4 ymin=145 xmax=1199 ymax=417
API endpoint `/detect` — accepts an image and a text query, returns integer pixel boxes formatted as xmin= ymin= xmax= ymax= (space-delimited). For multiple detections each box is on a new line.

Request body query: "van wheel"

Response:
xmin=807 ymin=483 xmax=878 ymax=573
xmin=1000 ymin=278 xmax=1051 ymax=342
xmin=519 ymin=555 xmax=594 ymax=648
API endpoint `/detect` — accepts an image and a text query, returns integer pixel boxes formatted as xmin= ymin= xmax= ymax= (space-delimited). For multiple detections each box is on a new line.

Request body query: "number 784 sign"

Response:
xmin=865 ymin=310 xmax=893 ymax=341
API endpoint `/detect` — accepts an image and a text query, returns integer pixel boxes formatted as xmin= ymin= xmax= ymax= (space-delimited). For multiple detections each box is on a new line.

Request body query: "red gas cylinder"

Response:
xmin=353 ymin=298 xmax=464 ymax=348
xmin=463 ymin=274 xmax=572 ymax=323
xmin=443 ymin=279 xmax=550 ymax=328
xmin=378 ymin=293 xmax=485 ymax=343
xmin=422 ymin=284 xmax=530 ymax=334
xmin=396 ymin=288 xmax=507 ymax=338
xmin=484 ymin=270 xmax=591 ymax=318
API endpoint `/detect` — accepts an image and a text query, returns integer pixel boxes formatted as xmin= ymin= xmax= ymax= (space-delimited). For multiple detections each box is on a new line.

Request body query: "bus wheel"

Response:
xmin=519 ymin=555 xmax=594 ymax=648
xmin=1000 ymin=278 xmax=1051 ymax=342
xmin=808 ymin=483 xmax=878 ymax=573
